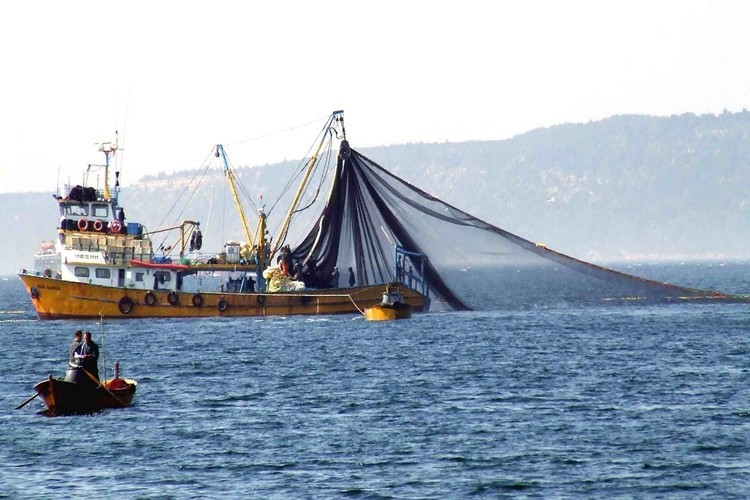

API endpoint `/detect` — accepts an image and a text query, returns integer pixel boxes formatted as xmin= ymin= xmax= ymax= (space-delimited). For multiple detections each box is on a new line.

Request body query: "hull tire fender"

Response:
xmin=217 ymin=298 xmax=229 ymax=312
xmin=30 ymin=287 xmax=40 ymax=300
xmin=192 ymin=293 xmax=204 ymax=307
xmin=256 ymin=294 xmax=266 ymax=306
xmin=144 ymin=291 xmax=157 ymax=306
xmin=118 ymin=296 xmax=134 ymax=315
xmin=167 ymin=291 xmax=179 ymax=306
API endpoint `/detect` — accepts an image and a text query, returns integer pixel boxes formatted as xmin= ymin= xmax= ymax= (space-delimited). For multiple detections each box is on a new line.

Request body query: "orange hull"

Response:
xmin=364 ymin=303 xmax=413 ymax=321
xmin=19 ymin=273 xmax=429 ymax=320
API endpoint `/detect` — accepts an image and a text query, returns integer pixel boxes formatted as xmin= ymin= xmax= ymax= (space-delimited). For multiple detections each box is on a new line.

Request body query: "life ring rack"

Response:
xmin=77 ymin=218 xmax=89 ymax=231
xmin=93 ymin=219 xmax=104 ymax=232
xmin=192 ymin=293 xmax=204 ymax=308
xmin=118 ymin=296 xmax=134 ymax=315
xmin=167 ymin=291 xmax=179 ymax=306
xmin=144 ymin=291 xmax=157 ymax=306
xmin=217 ymin=298 xmax=229 ymax=312
xmin=110 ymin=220 xmax=122 ymax=233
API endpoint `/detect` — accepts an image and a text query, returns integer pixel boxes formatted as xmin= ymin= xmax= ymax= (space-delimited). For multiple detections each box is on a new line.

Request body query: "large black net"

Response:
xmin=287 ymin=140 xmax=743 ymax=310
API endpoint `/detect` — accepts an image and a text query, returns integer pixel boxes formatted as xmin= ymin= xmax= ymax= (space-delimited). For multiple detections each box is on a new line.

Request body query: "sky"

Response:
xmin=1 ymin=0 xmax=748 ymax=194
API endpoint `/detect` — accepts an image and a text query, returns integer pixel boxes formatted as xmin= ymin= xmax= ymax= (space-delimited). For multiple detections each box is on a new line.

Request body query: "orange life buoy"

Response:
xmin=93 ymin=219 xmax=104 ymax=231
xmin=77 ymin=218 xmax=89 ymax=231
xmin=110 ymin=220 xmax=122 ymax=233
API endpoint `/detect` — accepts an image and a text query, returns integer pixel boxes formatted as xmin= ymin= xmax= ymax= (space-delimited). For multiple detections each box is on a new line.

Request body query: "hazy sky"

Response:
xmin=1 ymin=0 xmax=748 ymax=194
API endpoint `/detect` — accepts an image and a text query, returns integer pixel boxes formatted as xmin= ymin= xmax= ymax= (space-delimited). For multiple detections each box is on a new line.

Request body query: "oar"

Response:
xmin=80 ymin=367 xmax=128 ymax=408
xmin=15 ymin=392 xmax=39 ymax=410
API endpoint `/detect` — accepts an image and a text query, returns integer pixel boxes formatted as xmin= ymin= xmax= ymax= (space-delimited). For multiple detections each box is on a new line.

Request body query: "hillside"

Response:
xmin=3 ymin=111 xmax=749 ymax=276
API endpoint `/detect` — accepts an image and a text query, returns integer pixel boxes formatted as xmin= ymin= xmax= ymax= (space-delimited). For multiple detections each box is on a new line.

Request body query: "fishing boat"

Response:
xmin=32 ymin=362 xmax=137 ymax=416
xmin=33 ymin=240 xmax=61 ymax=276
xmin=364 ymin=283 xmax=413 ymax=321
xmin=18 ymin=112 xmax=431 ymax=319
xmin=21 ymin=111 xmax=743 ymax=319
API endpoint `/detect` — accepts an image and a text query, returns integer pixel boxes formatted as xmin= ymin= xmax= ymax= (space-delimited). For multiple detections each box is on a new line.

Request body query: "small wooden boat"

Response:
xmin=364 ymin=284 xmax=413 ymax=321
xmin=33 ymin=362 xmax=137 ymax=416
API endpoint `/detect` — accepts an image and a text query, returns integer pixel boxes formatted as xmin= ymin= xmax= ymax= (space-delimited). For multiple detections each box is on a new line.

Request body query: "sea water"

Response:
xmin=0 ymin=261 xmax=749 ymax=498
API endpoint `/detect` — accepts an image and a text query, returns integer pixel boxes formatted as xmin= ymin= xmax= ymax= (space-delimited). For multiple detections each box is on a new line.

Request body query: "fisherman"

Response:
xmin=292 ymin=261 xmax=303 ymax=281
xmin=116 ymin=208 xmax=126 ymax=234
xmin=281 ymin=246 xmax=293 ymax=276
xmin=348 ymin=267 xmax=355 ymax=287
xmin=331 ymin=266 xmax=340 ymax=288
xmin=69 ymin=330 xmax=83 ymax=365
xmin=74 ymin=331 xmax=100 ymax=381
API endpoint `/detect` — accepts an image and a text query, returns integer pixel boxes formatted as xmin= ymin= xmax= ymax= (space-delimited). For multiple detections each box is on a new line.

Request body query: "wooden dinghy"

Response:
xmin=32 ymin=362 xmax=137 ymax=416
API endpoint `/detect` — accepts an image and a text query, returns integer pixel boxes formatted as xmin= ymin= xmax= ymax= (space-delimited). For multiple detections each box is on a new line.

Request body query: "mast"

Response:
xmin=271 ymin=110 xmax=344 ymax=259
xmin=254 ymin=207 xmax=268 ymax=291
xmin=97 ymin=133 xmax=118 ymax=201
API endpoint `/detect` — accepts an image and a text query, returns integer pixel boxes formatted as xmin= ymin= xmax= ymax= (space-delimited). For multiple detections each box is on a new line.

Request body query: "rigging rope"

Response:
xmin=225 ymin=115 xmax=331 ymax=146
xmin=153 ymin=148 xmax=215 ymax=251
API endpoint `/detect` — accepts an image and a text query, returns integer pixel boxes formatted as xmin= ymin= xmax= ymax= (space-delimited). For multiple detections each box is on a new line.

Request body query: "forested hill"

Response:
xmin=3 ymin=111 xmax=749 ymax=276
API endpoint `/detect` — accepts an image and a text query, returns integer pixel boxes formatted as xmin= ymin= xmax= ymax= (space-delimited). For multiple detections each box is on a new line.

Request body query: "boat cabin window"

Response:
xmin=74 ymin=267 xmax=90 ymax=277
xmin=91 ymin=204 xmax=109 ymax=218
xmin=95 ymin=268 xmax=111 ymax=279
xmin=135 ymin=272 xmax=144 ymax=282
xmin=154 ymin=271 xmax=171 ymax=283
xmin=63 ymin=204 xmax=89 ymax=217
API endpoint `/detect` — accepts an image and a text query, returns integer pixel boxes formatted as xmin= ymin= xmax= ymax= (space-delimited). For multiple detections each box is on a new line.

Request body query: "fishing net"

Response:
xmin=286 ymin=141 xmax=743 ymax=310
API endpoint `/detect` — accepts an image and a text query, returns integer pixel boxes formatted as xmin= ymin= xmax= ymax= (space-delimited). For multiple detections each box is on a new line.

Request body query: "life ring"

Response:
xmin=77 ymin=218 xmax=89 ymax=231
xmin=30 ymin=287 xmax=40 ymax=300
xmin=118 ymin=296 xmax=134 ymax=314
xmin=192 ymin=294 xmax=204 ymax=307
xmin=110 ymin=220 xmax=122 ymax=233
xmin=217 ymin=298 xmax=229 ymax=312
xmin=256 ymin=294 xmax=266 ymax=306
xmin=144 ymin=291 xmax=157 ymax=306
xmin=167 ymin=291 xmax=179 ymax=306
xmin=93 ymin=219 xmax=104 ymax=231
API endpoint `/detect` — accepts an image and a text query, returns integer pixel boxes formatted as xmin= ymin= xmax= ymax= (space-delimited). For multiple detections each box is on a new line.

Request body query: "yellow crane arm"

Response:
xmin=271 ymin=111 xmax=341 ymax=259
xmin=216 ymin=144 xmax=255 ymax=249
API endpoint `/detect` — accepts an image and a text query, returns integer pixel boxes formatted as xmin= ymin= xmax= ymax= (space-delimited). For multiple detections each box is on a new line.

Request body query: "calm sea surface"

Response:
xmin=1 ymin=261 xmax=749 ymax=498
